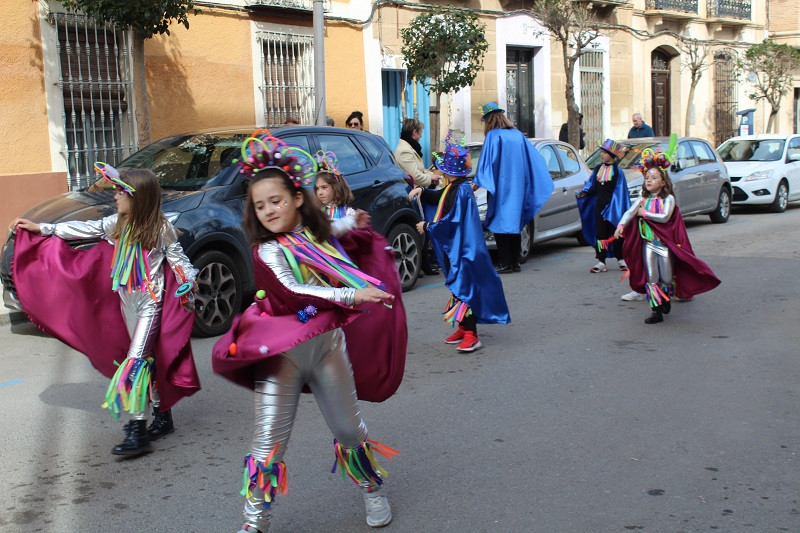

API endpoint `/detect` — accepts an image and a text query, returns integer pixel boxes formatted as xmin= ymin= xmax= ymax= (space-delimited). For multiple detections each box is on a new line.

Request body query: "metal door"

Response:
xmin=714 ymin=50 xmax=738 ymax=147
xmin=580 ymin=51 xmax=604 ymax=158
xmin=651 ymin=49 xmax=671 ymax=137
xmin=506 ymin=48 xmax=535 ymax=138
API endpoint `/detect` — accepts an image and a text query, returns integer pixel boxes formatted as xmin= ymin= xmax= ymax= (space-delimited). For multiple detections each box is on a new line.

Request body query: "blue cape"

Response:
xmin=576 ymin=163 xmax=631 ymax=250
xmin=427 ymin=183 xmax=510 ymax=325
xmin=474 ymin=129 xmax=554 ymax=234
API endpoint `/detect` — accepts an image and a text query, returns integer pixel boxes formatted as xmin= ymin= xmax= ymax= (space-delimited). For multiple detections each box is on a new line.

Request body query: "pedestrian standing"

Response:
xmin=474 ymin=101 xmax=554 ymax=273
xmin=628 ymin=113 xmax=655 ymax=138
xmin=13 ymin=165 xmax=200 ymax=457
xmin=576 ymin=139 xmax=631 ymax=273
xmin=211 ymin=131 xmax=406 ymax=533
xmin=346 ymin=111 xmax=365 ymax=130
xmin=615 ymin=139 xmax=720 ymax=323
xmin=409 ymin=132 xmax=510 ymax=352
xmin=558 ymin=112 xmax=587 ymax=149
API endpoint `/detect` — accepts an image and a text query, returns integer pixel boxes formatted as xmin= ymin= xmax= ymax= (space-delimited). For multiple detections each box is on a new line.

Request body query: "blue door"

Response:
xmin=382 ymin=70 xmax=431 ymax=167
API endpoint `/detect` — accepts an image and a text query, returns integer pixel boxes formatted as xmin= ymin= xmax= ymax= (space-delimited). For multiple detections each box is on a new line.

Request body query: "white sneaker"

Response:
xmin=621 ymin=291 xmax=645 ymax=301
xmin=363 ymin=486 xmax=392 ymax=527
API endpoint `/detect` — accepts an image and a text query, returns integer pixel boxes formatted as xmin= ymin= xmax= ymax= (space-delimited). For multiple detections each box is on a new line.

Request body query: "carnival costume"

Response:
xmin=419 ymin=133 xmax=510 ymax=352
xmin=12 ymin=164 xmax=200 ymax=455
xmin=618 ymin=137 xmax=720 ymax=323
xmin=474 ymin=103 xmax=554 ymax=271
xmin=210 ymin=131 xmax=406 ymax=532
xmin=316 ymin=150 xmax=358 ymax=232
xmin=577 ymin=139 xmax=631 ymax=266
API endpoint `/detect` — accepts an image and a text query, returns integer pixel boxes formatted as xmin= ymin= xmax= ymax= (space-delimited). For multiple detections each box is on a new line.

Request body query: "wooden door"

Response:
xmin=651 ymin=49 xmax=671 ymax=137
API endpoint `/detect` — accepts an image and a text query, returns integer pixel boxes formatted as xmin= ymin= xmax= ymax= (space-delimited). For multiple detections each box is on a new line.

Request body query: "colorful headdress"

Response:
xmin=95 ymin=162 xmax=135 ymax=195
xmin=598 ymin=139 xmax=626 ymax=160
xmin=637 ymin=133 xmax=678 ymax=176
xmin=315 ymin=150 xmax=342 ymax=182
xmin=433 ymin=130 xmax=471 ymax=177
xmin=234 ymin=129 xmax=317 ymax=188
xmin=480 ymin=101 xmax=505 ymax=121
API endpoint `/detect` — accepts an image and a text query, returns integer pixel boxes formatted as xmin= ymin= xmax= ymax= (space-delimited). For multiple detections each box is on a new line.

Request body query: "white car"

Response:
xmin=717 ymin=134 xmax=800 ymax=212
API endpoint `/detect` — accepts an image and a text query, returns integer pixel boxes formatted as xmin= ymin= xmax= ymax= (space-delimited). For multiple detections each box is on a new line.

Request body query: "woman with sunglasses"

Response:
xmin=346 ymin=110 xmax=364 ymax=130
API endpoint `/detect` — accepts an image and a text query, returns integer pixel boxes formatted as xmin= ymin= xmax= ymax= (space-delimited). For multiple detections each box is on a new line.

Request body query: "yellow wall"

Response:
xmin=145 ymin=8 xmax=260 ymax=139
xmin=0 ymin=0 xmax=51 ymax=174
xmin=325 ymin=22 xmax=368 ymax=129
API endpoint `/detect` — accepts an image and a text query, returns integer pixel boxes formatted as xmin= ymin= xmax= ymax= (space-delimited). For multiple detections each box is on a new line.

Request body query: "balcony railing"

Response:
xmin=707 ymin=0 xmax=751 ymax=20
xmin=645 ymin=0 xmax=698 ymax=14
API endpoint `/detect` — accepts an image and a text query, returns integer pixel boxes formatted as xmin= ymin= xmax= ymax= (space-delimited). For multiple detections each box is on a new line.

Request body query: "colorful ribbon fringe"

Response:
xmin=331 ymin=438 xmax=399 ymax=486
xmin=645 ymin=282 xmax=674 ymax=309
xmin=110 ymin=225 xmax=157 ymax=301
xmin=101 ymin=357 xmax=153 ymax=419
xmin=324 ymin=204 xmax=349 ymax=219
xmin=276 ymin=228 xmax=386 ymax=293
xmin=638 ymin=197 xmax=665 ymax=244
xmin=443 ymin=295 xmax=472 ymax=324
xmin=432 ymin=183 xmax=453 ymax=223
xmin=241 ymin=447 xmax=288 ymax=508
xmin=597 ymin=236 xmax=616 ymax=253
xmin=596 ymin=164 xmax=614 ymax=183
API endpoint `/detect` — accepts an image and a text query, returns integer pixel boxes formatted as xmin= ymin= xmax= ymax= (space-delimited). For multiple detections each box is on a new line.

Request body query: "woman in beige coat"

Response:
xmin=395 ymin=119 xmax=439 ymax=189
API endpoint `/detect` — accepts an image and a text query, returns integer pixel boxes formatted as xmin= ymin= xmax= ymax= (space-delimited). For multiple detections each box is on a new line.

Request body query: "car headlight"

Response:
xmin=744 ymin=170 xmax=772 ymax=182
xmin=164 ymin=212 xmax=180 ymax=224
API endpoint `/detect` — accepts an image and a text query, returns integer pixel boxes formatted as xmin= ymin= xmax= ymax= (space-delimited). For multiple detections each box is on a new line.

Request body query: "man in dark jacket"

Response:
xmin=559 ymin=112 xmax=586 ymax=149
xmin=628 ymin=113 xmax=655 ymax=138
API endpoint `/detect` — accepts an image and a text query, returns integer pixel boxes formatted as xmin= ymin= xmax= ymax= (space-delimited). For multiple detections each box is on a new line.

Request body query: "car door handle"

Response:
xmin=562 ymin=187 xmax=568 ymax=194
xmin=371 ymin=180 xmax=382 ymax=187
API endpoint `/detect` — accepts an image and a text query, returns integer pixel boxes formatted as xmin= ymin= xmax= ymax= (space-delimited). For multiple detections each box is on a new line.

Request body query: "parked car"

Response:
xmin=1 ymin=127 xmax=422 ymax=337
xmin=467 ymin=139 xmax=589 ymax=263
xmin=586 ymin=136 xmax=731 ymax=223
xmin=716 ymin=134 xmax=800 ymax=213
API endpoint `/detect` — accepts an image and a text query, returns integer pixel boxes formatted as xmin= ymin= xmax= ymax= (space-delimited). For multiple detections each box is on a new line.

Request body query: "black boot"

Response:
xmin=147 ymin=408 xmax=174 ymax=441
xmin=644 ymin=309 xmax=664 ymax=324
xmin=112 ymin=420 xmax=152 ymax=457
xmin=661 ymin=300 xmax=671 ymax=315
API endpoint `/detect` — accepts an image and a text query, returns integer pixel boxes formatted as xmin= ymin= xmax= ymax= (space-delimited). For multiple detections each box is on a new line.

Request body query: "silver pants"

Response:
xmin=243 ymin=328 xmax=369 ymax=530
xmin=119 ymin=286 xmax=163 ymax=420
xmin=643 ymin=241 xmax=673 ymax=285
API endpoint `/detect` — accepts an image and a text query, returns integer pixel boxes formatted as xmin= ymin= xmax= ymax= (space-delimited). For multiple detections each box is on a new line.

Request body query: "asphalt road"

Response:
xmin=1 ymin=205 xmax=798 ymax=533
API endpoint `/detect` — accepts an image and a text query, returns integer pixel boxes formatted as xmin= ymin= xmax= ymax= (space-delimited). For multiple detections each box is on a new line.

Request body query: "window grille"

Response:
xmin=714 ymin=50 xmax=738 ymax=147
xmin=579 ymin=51 xmax=604 ymax=159
xmin=51 ymin=11 xmax=137 ymax=190
xmin=258 ymin=32 xmax=315 ymax=126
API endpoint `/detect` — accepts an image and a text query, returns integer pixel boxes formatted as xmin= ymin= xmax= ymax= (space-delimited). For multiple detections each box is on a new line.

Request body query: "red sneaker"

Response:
xmin=456 ymin=331 xmax=481 ymax=352
xmin=445 ymin=327 xmax=466 ymax=344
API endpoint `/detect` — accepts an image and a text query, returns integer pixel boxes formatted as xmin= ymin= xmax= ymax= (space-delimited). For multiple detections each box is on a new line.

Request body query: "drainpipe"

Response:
xmin=313 ymin=0 xmax=326 ymax=125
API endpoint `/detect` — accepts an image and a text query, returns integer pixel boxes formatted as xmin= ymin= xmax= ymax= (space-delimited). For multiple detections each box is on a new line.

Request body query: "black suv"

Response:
xmin=1 ymin=127 xmax=422 ymax=336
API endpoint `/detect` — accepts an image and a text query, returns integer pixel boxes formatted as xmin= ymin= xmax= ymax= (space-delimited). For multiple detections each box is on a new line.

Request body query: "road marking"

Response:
xmin=0 ymin=379 xmax=23 ymax=388
xmin=417 ymin=281 xmax=446 ymax=290
xmin=541 ymin=253 xmax=574 ymax=261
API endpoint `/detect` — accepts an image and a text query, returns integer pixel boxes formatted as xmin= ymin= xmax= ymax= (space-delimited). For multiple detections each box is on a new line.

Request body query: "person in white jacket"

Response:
xmin=395 ymin=118 xmax=439 ymax=189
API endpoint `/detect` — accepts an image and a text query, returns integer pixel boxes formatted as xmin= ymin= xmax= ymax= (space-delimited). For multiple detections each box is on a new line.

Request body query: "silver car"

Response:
xmin=586 ymin=137 xmax=731 ymax=223
xmin=468 ymin=139 xmax=590 ymax=263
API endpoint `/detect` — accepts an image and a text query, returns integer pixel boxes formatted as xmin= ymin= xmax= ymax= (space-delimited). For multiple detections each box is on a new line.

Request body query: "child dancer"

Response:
xmin=614 ymin=141 xmax=720 ymax=324
xmin=314 ymin=150 xmax=358 ymax=232
xmin=211 ymin=132 xmax=407 ymax=533
xmin=409 ymin=132 xmax=510 ymax=352
xmin=13 ymin=165 xmax=200 ymax=456
xmin=576 ymin=139 xmax=631 ymax=272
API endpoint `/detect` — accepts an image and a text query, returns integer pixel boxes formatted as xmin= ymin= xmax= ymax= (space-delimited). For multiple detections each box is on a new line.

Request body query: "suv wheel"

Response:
xmin=192 ymin=250 xmax=243 ymax=337
xmin=709 ymin=187 xmax=730 ymax=224
xmin=387 ymin=223 xmax=420 ymax=292
xmin=518 ymin=222 xmax=533 ymax=264
xmin=769 ymin=180 xmax=788 ymax=213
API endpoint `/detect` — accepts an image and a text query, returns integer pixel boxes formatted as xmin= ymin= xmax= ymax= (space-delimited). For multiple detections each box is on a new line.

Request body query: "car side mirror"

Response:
xmin=671 ymin=160 xmax=681 ymax=172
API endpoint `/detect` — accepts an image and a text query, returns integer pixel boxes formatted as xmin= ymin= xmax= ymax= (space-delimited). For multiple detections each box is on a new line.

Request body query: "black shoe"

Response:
xmin=644 ymin=310 xmax=664 ymax=324
xmin=147 ymin=408 xmax=174 ymax=441
xmin=495 ymin=265 xmax=513 ymax=274
xmin=661 ymin=300 xmax=671 ymax=315
xmin=112 ymin=420 xmax=152 ymax=457
xmin=421 ymin=265 xmax=440 ymax=276
xmin=511 ymin=265 xmax=521 ymax=273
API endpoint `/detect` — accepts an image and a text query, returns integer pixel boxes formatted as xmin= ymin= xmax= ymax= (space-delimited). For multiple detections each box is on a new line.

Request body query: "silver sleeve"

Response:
xmin=643 ymin=195 xmax=675 ymax=224
xmin=257 ymin=241 xmax=356 ymax=306
xmin=163 ymin=222 xmax=198 ymax=280
xmin=617 ymin=198 xmax=642 ymax=227
xmin=39 ymin=215 xmax=117 ymax=240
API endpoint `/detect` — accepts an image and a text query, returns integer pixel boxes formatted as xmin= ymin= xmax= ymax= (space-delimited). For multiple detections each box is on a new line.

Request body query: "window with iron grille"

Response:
xmin=579 ymin=50 xmax=604 ymax=159
xmin=52 ymin=11 xmax=137 ymax=191
xmin=258 ymin=32 xmax=315 ymax=127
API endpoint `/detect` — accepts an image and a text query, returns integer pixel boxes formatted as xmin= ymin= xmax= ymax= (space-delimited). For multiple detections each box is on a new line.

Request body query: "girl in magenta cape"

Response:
xmin=210 ymin=132 xmax=405 ymax=533
xmin=12 ymin=166 xmax=200 ymax=457
xmin=614 ymin=147 xmax=720 ymax=324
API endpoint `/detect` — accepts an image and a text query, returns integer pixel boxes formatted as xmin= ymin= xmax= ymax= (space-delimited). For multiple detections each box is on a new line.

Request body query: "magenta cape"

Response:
xmin=12 ymin=231 xmax=201 ymax=411
xmin=621 ymin=206 xmax=721 ymax=298
xmin=212 ymin=228 xmax=407 ymax=403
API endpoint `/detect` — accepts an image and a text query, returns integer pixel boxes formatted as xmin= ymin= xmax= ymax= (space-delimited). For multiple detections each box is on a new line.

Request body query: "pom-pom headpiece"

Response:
xmin=95 ymin=162 xmax=135 ymax=195
xmin=637 ymin=133 xmax=678 ymax=176
xmin=234 ymin=129 xmax=317 ymax=188
xmin=433 ymin=130 xmax=471 ymax=177
xmin=315 ymin=150 xmax=342 ymax=182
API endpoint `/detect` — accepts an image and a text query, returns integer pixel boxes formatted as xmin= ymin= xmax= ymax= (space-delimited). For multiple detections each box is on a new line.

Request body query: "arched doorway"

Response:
xmin=651 ymin=48 xmax=672 ymax=136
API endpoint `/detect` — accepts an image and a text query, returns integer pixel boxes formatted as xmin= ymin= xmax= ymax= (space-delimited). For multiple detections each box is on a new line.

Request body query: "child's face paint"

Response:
xmin=114 ymin=188 xmax=132 ymax=215
xmin=315 ymin=180 xmax=334 ymax=206
xmin=251 ymin=178 xmax=303 ymax=233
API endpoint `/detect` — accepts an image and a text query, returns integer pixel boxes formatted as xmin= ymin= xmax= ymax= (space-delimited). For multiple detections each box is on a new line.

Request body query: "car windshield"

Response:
xmin=717 ymin=139 xmax=785 ymax=162
xmin=87 ymin=132 xmax=252 ymax=192
xmin=585 ymin=141 xmax=670 ymax=169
